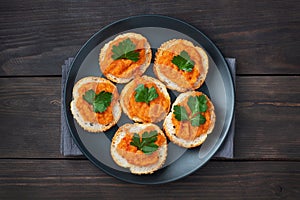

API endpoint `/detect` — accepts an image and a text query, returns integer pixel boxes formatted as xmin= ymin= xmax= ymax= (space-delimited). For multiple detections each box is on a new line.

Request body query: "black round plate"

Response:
xmin=64 ymin=15 xmax=235 ymax=184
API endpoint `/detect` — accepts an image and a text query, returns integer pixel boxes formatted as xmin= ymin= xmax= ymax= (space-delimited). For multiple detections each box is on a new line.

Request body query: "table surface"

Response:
xmin=0 ymin=0 xmax=299 ymax=199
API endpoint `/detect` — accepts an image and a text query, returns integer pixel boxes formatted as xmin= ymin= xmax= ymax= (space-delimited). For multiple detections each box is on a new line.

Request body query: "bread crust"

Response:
xmin=154 ymin=39 xmax=208 ymax=92
xmin=70 ymin=76 xmax=121 ymax=132
xmin=110 ymin=123 xmax=167 ymax=174
xmin=120 ymin=75 xmax=171 ymax=123
xmin=99 ymin=32 xmax=152 ymax=83
xmin=163 ymin=91 xmax=216 ymax=148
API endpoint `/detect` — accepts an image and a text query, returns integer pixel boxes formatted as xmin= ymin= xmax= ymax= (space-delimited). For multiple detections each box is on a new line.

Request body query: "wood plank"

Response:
xmin=235 ymin=76 xmax=300 ymax=158
xmin=0 ymin=76 xmax=299 ymax=159
xmin=0 ymin=0 xmax=299 ymax=76
xmin=0 ymin=77 xmax=63 ymax=158
xmin=0 ymin=160 xmax=299 ymax=199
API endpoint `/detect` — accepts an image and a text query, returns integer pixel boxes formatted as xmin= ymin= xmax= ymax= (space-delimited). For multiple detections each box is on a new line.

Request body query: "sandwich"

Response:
xmin=163 ymin=91 xmax=215 ymax=148
xmin=154 ymin=39 xmax=208 ymax=92
xmin=120 ymin=75 xmax=171 ymax=123
xmin=70 ymin=76 xmax=121 ymax=132
xmin=111 ymin=123 xmax=167 ymax=174
xmin=99 ymin=32 xmax=152 ymax=83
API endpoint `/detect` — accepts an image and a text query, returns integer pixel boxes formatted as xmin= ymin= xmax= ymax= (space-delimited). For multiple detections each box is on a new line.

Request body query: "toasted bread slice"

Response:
xmin=154 ymin=39 xmax=208 ymax=92
xmin=120 ymin=75 xmax=171 ymax=123
xmin=99 ymin=32 xmax=152 ymax=83
xmin=163 ymin=91 xmax=216 ymax=148
xmin=111 ymin=123 xmax=167 ymax=174
xmin=70 ymin=76 xmax=121 ymax=132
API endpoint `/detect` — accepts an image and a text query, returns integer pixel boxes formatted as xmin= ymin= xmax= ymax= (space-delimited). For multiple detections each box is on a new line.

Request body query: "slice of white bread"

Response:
xmin=111 ymin=123 xmax=167 ymax=175
xmin=70 ymin=76 xmax=121 ymax=132
xmin=154 ymin=39 xmax=208 ymax=92
xmin=163 ymin=91 xmax=216 ymax=148
xmin=120 ymin=75 xmax=171 ymax=123
xmin=99 ymin=32 xmax=152 ymax=83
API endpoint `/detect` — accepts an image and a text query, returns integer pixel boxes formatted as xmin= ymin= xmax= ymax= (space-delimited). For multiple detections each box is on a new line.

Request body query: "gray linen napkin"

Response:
xmin=61 ymin=58 xmax=236 ymax=158
xmin=60 ymin=58 xmax=82 ymax=156
xmin=213 ymin=58 xmax=235 ymax=158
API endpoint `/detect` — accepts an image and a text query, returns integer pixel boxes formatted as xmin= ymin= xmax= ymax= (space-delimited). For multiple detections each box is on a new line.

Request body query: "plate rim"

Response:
xmin=63 ymin=14 xmax=235 ymax=184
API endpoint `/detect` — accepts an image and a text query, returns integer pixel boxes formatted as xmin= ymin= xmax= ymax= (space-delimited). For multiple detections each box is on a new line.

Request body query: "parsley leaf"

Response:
xmin=198 ymin=95 xmax=208 ymax=112
xmin=93 ymin=91 xmax=113 ymax=113
xmin=188 ymin=95 xmax=208 ymax=114
xmin=111 ymin=38 xmax=140 ymax=62
xmin=171 ymin=50 xmax=195 ymax=72
xmin=173 ymin=95 xmax=208 ymax=127
xmin=130 ymin=131 xmax=159 ymax=154
xmin=130 ymin=133 xmax=142 ymax=149
xmin=187 ymin=96 xmax=200 ymax=115
xmin=173 ymin=105 xmax=189 ymax=121
xmin=83 ymin=90 xmax=96 ymax=104
xmin=190 ymin=114 xmax=206 ymax=127
xmin=82 ymin=89 xmax=112 ymax=113
xmin=134 ymin=84 xmax=159 ymax=104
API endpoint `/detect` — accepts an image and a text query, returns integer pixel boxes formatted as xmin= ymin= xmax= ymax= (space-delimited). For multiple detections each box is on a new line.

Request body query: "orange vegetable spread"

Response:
xmin=76 ymin=82 xmax=117 ymax=125
xmin=156 ymin=43 xmax=204 ymax=89
xmin=101 ymin=37 xmax=147 ymax=78
xmin=126 ymin=82 xmax=170 ymax=123
xmin=172 ymin=92 xmax=212 ymax=141
xmin=116 ymin=128 xmax=166 ymax=167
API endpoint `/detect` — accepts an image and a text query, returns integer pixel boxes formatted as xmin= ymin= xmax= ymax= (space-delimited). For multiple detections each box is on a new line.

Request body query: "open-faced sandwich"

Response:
xmin=99 ymin=32 xmax=152 ymax=83
xmin=120 ymin=75 xmax=171 ymax=123
xmin=70 ymin=77 xmax=121 ymax=132
xmin=154 ymin=39 xmax=208 ymax=92
xmin=111 ymin=123 xmax=167 ymax=175
xmin=163 ymin=91 xmax=215 ymax=148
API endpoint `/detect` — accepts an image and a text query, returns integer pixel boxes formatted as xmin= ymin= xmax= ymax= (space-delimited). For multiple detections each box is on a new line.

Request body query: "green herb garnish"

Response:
xmin=83 ymin=89 xmax=112 ymax=113
xmin=111 ymin=38 xmax=140 ymax=62
xmin=190 ymin=113 xmax=207 ymax=127
xmin=134 ymin=84 xmax=159 ymax=104
xmin=83 ymin=89 xmax=96 ymax=104
xmin=171 ymin=50 xmax=195 ymax=72
xmin=187 ymin=95 xmax=208 ymax=115
xmin=173 ymin=105 xmax=189 ymax=121
xmin=130 ymin=130 xmax=159 ymax=154
xmin=173 ymin=95 xmax=208 ymax=127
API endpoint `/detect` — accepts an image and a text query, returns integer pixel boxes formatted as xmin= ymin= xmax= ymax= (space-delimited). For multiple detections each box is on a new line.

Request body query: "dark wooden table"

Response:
xmin=1 ymin=0 xmax=299 ymax=199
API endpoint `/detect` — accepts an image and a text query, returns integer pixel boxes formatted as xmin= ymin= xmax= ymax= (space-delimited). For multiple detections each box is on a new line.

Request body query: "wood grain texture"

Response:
xmin=0 ymin=78 xmax=62 ymax=158
xmin=235 ymin=76 xmax=300 ymax=158
xmin=0 ymin=0 xmax=299 ymax=76
xmin=0 ymin=160 xmax=299 ymax=199
xmin=0 ymin=76 xmax=299 ymax=159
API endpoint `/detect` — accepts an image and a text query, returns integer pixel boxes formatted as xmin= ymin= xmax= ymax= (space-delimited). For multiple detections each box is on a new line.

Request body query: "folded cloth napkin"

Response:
xmin=213 ymin=58 xmax=235 ymax=158
xmin=61 ymin=57 xmax=236 ymax=158
xmin=60 ymin=58 xmax=82 ymax=156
